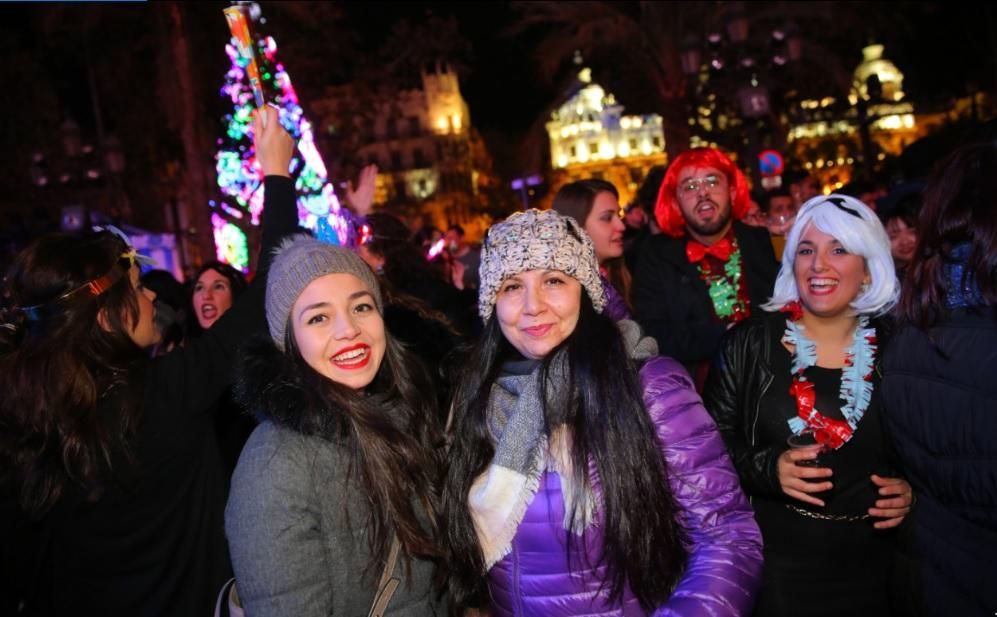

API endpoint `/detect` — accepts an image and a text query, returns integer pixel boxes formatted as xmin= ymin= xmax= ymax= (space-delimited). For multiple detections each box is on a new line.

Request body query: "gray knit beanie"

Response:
xmin=266 ymin=234 xmax=383 ymax=350
xmin=478 ymin=209 xmax=606 ymax=321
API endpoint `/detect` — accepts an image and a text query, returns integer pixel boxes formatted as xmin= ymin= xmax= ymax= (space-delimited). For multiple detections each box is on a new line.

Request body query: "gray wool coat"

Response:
xmin=225 ymin=421 xmax=444 ymax=616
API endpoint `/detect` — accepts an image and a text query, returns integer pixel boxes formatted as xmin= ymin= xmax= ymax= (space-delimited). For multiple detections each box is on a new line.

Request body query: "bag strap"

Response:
xmin=368 ymin=404 xmax=451 ymax=616
xmin=367 ymin=534 xmax=402 ymax=617
xmin=213 ymin=578 xmax=238 ymax=617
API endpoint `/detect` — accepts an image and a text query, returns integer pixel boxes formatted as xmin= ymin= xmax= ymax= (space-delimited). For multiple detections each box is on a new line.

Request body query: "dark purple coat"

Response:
xmin=486 ymin=356 xmax=763 ymax=616
xmin=602 ymin=274 xmax=631 ymax=321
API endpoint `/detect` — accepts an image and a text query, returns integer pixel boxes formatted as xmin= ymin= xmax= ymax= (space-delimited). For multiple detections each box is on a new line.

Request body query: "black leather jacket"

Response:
xmin=702 ymin=310 xmax=892 ymax=498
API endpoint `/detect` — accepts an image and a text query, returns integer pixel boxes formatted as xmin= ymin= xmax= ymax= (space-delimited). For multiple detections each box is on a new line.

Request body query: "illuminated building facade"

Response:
xmin=312 ymin=64 xmax=498 ymax=239
xmin=544 ymin=68 xmax=667 ymax=208
xmin=787 ymin=44 xmax=921 ymax=189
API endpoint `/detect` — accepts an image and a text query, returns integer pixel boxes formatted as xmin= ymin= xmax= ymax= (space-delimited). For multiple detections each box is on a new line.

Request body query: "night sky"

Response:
xmin=340 ymin=2 xmax=992 ymax=126
xmin=1 ymin=1 xmax=994 ymax=186
xmin=340 ymin=1 xmax=995 ymax=175
xmin=343 ymin=1 xmax=557 ymax=135
xmin=338 ymin=1 xmax=563 ymax=177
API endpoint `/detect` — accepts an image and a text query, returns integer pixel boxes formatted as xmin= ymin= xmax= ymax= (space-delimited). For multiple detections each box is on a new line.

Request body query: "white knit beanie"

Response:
xmin=478 ymin=209 xmax=606 ymax=321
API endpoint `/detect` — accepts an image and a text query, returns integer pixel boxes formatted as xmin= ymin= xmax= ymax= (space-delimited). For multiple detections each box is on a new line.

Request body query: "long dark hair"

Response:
xmin=899 ymin=141 xmax=997 ymax=328
xmin=442 ymin=295 xmax=687 ymax=610
xmin=280 ymin=323 xmax=444 ymax=569
xmin=553 ymin=179 xmax=633 ymax=308
xmin=0 ymin=232 xmax=146 ymax=515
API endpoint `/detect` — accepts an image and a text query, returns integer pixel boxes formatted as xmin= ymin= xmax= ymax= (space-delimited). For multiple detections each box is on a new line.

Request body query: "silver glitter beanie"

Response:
xmin=266 ymin=234 xmax=382 ymax=350
xmin=478 ymin=209 xmax=606 ymax=321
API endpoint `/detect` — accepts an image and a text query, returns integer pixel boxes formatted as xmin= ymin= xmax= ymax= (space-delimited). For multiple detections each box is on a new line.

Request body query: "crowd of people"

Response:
xmin=0 ymin=104 xmax=994 ymax=617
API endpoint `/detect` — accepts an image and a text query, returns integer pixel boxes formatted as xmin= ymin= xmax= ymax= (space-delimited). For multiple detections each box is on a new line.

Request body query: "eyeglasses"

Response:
xmin=678 ymin=174 xmax=723 ymax=195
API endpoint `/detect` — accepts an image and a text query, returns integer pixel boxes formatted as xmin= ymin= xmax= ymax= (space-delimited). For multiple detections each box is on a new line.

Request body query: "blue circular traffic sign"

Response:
xmin=759 ymin=150 xmax=784 ymax=177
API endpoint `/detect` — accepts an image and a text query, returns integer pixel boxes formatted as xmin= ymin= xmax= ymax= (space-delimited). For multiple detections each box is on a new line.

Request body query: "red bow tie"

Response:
xmin=686 ymin=238 xmax=733 ymax=263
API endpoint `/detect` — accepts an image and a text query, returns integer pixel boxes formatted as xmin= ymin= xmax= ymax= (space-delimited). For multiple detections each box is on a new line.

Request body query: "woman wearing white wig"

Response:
xmin=704 ymin=194 xmax=914 ymax=616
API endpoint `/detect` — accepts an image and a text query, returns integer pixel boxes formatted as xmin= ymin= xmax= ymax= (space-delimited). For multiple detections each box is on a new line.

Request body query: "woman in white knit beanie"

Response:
xmin=442 ymin=209 xmax=762 ymax=616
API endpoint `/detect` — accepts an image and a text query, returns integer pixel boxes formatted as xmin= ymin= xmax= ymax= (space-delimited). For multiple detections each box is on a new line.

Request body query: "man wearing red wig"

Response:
xmin=632 ymin=147 xmax=778 ymax=385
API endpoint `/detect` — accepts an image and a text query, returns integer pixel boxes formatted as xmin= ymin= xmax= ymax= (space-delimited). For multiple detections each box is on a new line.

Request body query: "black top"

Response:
xmin=757 ymin=327 xmax=892 ymax=518
xmin=3 ymin=176 xmax=298 ymax=617
xmin=752 ymin=325 xmax=898 ymax=617
xmin=704 ymin=312 xmax=904 ymax=616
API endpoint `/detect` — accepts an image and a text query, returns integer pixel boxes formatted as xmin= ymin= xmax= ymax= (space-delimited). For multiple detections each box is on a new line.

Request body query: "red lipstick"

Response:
xmin=330 ymin=343 xmax=371 ymax=370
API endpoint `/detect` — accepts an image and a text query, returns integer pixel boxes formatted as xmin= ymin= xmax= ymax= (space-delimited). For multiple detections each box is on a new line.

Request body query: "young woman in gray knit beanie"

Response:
xmin=225 ymin=234 xmax=446 ymax=616
xmin=441 ymin=209 xmax=762 ymax=616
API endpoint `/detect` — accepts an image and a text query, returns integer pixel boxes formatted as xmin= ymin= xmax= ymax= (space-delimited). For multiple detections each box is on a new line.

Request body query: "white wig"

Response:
xmin=763 ymin=193 xmax=898 ymax=316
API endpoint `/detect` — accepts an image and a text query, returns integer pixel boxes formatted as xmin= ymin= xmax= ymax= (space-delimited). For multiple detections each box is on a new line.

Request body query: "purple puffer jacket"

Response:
xmin=487 ymin=356 xmax=763 ymax=616
xmin=602 ymin=274 xmax=632 ymax=321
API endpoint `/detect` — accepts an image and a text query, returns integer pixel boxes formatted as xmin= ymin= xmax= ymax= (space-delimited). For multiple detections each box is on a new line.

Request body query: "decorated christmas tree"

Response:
xmin=214 ymin=2 xmax=352 ymax=271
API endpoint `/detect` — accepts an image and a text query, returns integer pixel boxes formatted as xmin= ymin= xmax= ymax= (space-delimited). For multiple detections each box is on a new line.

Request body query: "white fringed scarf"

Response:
xmin=468 ymin=320 xmax=657 ymax=570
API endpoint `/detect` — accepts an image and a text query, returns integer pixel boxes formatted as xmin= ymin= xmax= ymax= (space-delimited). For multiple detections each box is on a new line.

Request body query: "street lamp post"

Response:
xmin=101 ymin=134 xmax=131 ymax=221
xmin=61 ymin=118 xmax=82 ymax=160
xmin=511 ymin=174 xmax=543 ymax=210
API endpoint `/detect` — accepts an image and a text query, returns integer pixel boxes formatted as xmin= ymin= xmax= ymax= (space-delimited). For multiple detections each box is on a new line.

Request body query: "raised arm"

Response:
xmin=150 ymin=106 xmax=298 ymax=415
xmin=254 ymin=105 xmax=299 ymax=273
xmin=345 ymin=163 xmax=378 ymax=219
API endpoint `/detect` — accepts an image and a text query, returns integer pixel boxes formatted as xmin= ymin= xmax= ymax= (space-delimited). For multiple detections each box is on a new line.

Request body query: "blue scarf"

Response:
xmin=944 ymin=243 xmax=987 ymax=309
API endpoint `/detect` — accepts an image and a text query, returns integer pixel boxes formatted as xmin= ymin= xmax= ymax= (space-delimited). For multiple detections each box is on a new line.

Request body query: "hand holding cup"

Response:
xmin=778 ymin=430 xmax=834 ymax=507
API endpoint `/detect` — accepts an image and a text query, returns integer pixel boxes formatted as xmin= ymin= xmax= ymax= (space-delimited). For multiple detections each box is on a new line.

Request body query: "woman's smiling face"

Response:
xmin=291 ymin=273 xmax=386 ymax=390
xmin=794 ymin=224 xmax=869 ymax=319
xmin=495 ymin=269 xmax=582 ymax=360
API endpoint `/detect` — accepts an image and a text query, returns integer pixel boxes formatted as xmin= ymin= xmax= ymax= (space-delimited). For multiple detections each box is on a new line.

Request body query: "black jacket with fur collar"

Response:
xmin=233 ymin=336 xmax=344 ymax=439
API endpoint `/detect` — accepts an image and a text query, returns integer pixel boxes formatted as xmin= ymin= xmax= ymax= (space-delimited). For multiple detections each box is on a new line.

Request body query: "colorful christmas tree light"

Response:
xmin=214 ymin=3 xmax=353 ymax=271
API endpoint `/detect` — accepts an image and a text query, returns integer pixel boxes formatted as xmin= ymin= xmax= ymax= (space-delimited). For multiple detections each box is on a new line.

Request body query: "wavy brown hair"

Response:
xmin=899 ymin=141 xmax=997 ymax=328
xmin=0 ymin=232 xmax=146 ymax=516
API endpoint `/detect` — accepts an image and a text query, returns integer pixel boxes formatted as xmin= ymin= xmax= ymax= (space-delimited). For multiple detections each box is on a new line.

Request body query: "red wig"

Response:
xmin=654 ymin=148 xmax=751 ymax=238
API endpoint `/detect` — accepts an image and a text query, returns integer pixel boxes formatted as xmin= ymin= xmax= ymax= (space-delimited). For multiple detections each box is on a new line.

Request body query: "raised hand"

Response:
xmin=345 ymin=164 xmax=378 ymax=217
xmin=253 ymin=106 xmax=295 ymax=178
